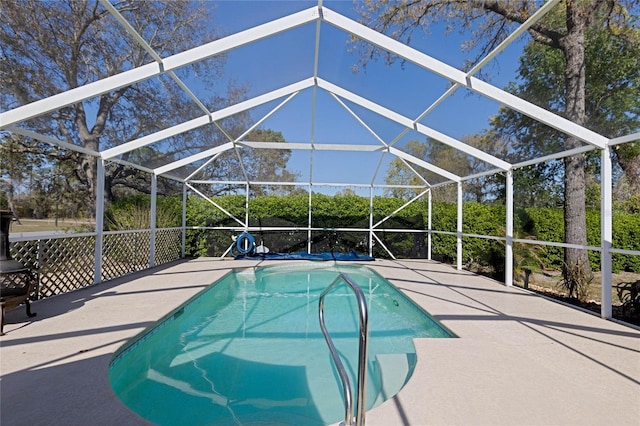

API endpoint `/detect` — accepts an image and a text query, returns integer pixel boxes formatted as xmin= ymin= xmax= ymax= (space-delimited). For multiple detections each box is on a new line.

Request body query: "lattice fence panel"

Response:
xmin=11 ymin=238 xmax=96 ymax=299
xmin=37 ymin=236 xmax=96 ymax=298
xmin=102 ymin=231 xmax=151 ymax=281
xmin=9 ymin=230 xmax=181 ymax=300
xmin=10 ymin=241 xmax=38 ymax=270
xmin=9 ymin=241 xmax=38 ymax=298
xmin=155 ymin=228 xmax=182 ymax=265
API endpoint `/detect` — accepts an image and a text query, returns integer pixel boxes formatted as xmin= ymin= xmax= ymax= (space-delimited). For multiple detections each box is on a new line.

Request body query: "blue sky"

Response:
xmin=184 ymin=1 xmax=529 ymax=192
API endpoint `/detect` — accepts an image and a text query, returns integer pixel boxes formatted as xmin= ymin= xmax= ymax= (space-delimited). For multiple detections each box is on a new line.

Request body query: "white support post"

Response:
xmin=457 ymin=182 xmax=463 ymax=270
xmin=182 ymin=183 xmax=187 ymax=258
xmin=369 ymin=186 xmax=374 ymax=257
xmin=245 ymin=183 xmax=250 ymax=232
xmin=600 ymin=147 xmax=613 ymax=319
xmin=427 ymin=189 xmax=432 ymax=260
xmin=505 ymin=170 xmax=514 ymax=286
xmin=308 ymin=186 xmax=312 ymax=253
xmin=150 ymin=174 xmax=157 ymax=267
xmin=94 ymin=159 xmax=105 ymax=284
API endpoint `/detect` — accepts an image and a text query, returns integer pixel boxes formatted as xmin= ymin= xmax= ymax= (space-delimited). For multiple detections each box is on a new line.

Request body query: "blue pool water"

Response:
xmin=109 ymin=263 xmax=453 ymax=425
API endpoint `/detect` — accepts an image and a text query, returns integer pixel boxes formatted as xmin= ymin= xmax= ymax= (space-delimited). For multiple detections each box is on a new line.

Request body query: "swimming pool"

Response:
xmin=109 ymin=263 xmax=453 ymax=425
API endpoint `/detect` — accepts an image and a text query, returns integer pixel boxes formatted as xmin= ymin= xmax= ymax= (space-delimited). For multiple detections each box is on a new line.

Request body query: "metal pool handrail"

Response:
xmin=318 ymin=273 xmax=369 ymax=426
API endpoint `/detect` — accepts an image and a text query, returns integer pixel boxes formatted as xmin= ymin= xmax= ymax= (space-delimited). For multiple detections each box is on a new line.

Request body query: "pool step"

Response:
xmin=372 ymin=353 xmax=416 ymax=406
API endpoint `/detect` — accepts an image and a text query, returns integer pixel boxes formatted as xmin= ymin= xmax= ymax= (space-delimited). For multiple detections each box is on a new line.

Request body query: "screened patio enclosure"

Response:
xmin=1 ymin=0 xmax=639 ymax=320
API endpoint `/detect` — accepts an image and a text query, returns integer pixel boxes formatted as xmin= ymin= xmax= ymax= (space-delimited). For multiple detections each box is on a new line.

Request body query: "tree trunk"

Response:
xmin=560 ymin=7 xmax=592 ymax=298
xmin=81 ymin=138 xmax=99 ymax=217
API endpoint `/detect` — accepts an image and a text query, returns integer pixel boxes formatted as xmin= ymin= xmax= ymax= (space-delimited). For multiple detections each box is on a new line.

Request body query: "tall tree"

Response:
xmin=356 ymin=0 xmax=638 ymax=289
xmin=244 ymin=129 xmax=299 ymax=196
xmin=385 ymin=133 xmax=506 ymax=202
xmin=1 ymin=1 xmax=295 ymax=212
xmin=1 ymin=0 xmax=225 ymax=210
xmin=493 ymin=27 xmax=640 ymax=202
xmin=0 ymin=133 xmax=37 ymax=215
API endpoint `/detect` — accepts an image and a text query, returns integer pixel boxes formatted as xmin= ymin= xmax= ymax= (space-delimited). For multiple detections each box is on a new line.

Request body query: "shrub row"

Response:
xmin=108 ymin=194 xmax=640 ymax=273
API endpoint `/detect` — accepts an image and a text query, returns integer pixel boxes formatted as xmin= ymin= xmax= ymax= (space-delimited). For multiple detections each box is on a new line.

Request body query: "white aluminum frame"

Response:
xmin=1 ymin=1 xmax=637 ymax=320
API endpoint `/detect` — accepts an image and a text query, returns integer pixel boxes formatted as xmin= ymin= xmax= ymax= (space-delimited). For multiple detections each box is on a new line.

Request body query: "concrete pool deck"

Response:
xmin=1 ymin=258 xmax=639 ymax=425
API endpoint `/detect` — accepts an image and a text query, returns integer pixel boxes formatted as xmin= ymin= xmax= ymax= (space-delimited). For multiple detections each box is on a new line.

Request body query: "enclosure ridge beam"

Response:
xmin=237 ymin=141 xmax=383 ymax=151
xmin=313 ymin=2 xmax=322 ymax=80
xmin=101 ymin=78 xmax=314 ymax=159
xmin=321 ymin=6 xmax=608 ymax=149
xmin=314 ymin=143 xmax=382 ymax=151
xmin=187 ymin=179 xmax=428 ymax=189
xmin=189 ymin=180 xmax=311 ymax=186
xmin=237 ymin=141 xmax=313 ymax=150
xmin=0 ymin=7 xmax=320 ymax=128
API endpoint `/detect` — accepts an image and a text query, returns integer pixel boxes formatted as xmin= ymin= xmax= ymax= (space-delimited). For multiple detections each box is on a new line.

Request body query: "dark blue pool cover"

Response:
xmin=234 ymin=250 xmax=374 ymax=261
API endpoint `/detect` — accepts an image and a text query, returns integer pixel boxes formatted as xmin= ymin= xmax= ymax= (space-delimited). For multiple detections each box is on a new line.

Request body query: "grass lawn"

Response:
xmin=9 ymin=218 xmax=94 ymax=234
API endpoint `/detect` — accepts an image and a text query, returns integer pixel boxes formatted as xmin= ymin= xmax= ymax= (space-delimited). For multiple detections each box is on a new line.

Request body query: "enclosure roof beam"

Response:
xmin=185 ymin=152 xmax=224 ymax=182
xmin=317 ymin=78 xmax=511 ymax=170
xmin=389 ymin=147 xmax=460 ymax=182
xmin=99 ymin=0 xmax=163 ymax=63
xmin=512 ymin=145 xmax=597 ymax=169
xmin=398 ymin=0 xmax=561 ymax=143
xmin=468 ymin=0 xmax=561 ymax=76
xmin=99 ymin=0 xmax=211 ymax=116
xmin=5 ymin=126 xmax=100 ymax=157
xmin=321 ymin=6 xmax=608 ymax=149
xmin=0 ymin=7 xmax=320 ymax=128
xmin=101 ymin=78 xmax=314 ymax=160
xmin=154 ymin=142 xmax=234 ymax=175
xmin=609 ymin=132 xmax=640 ymax=146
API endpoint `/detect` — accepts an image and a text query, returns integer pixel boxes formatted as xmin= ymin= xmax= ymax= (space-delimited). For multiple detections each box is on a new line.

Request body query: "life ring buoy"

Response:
xmin=235 ymin=232 xmax=256 ymax=255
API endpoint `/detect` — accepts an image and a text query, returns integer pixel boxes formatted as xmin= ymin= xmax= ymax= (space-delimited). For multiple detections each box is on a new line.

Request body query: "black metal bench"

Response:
xmin=0 ymin=268 xmax=36 ymax=335
xmin=0 ymin=210 xmax=37 ymax=335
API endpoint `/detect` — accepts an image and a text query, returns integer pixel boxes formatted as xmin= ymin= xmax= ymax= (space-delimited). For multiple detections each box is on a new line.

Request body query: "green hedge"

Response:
xmin=107 ymin=194 xmax=640 ymax=273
